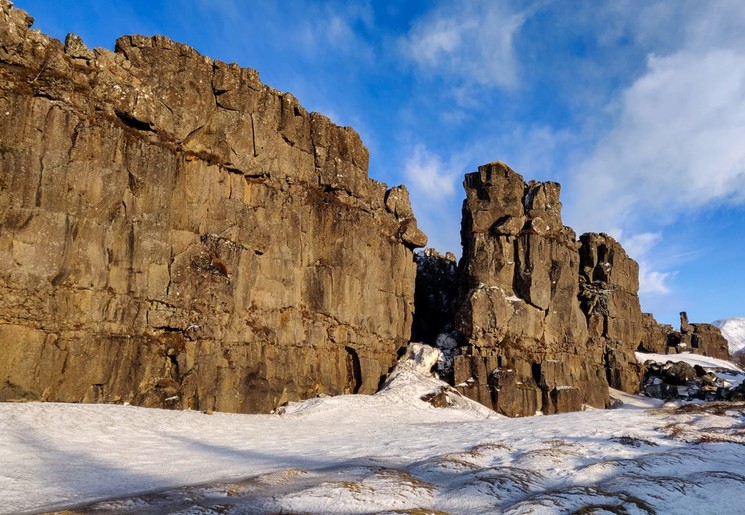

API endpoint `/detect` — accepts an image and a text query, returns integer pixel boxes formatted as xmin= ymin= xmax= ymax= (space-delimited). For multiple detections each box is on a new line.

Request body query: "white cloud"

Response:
xmin=403 ymin=145 xmax=460 ymax=201
xmin=298 ymin=4 xmax=375 ymax=61
xmin=568 ymin=47 xmax=745 ymax=236
xmin=638 ymin=264 xmax=674 ymax=295
xmin=621 ymin=232 xmax=661 ymax=260
xmin=614 ymin=232 xmax=673 ymax=295
xmin=400 ymin=145 xmax=467 ymax=254
xmin=400 ymin=1 xmax=527 ymax=92
xmin=559 ymin=0 xmax=745 ymax=310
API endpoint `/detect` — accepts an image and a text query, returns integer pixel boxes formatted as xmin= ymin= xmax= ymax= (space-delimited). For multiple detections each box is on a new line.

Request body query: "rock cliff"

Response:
xmin=450 ymin=162 xmax=705 ymax=416
xmin=452 ymin=163 xmax=606 ymax=415
xmin=0 ymin=1 xmax=426 ymax=412
xmin=0 ymin=1 xmax=731 ymax=418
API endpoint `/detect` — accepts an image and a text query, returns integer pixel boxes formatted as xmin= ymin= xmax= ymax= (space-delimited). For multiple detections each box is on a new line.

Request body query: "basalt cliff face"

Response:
xmin=446 ymin=162 xmax=725 ymax=416
xmin=0 ymin=2 xmax=426 ymax=413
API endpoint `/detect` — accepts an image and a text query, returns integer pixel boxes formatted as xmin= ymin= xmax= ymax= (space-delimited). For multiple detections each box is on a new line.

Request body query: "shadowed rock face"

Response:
xmin=0 ymin=1 xmax=425 ymax=413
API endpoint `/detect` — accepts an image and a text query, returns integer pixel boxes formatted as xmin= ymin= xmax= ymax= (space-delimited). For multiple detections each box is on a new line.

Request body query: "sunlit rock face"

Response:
xmin=0 ymin=1 xmax=426 ymax=413
xmin=453 ymin=162 xmax=648 ymax=416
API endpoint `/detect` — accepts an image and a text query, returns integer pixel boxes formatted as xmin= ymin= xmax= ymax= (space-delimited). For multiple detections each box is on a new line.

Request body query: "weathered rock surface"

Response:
xmin=578 ymin=232 xmax=646 ymax=392
xmin=665 ymin=313 xmax=730 ymax=360
xmin=453 ymin=163 xmax=612 ymax=416
xmin=436 ymin=162 xmax=732 ymax=415
xmin=638 ymin=313 xmax=672 ymax=354
xmin=0 ymin=1 xmax=425 ymax=412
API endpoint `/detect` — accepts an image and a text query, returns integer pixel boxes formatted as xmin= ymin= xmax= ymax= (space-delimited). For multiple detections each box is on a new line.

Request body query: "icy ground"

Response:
xmin=3 ymin=346 xmax=745 ymax=514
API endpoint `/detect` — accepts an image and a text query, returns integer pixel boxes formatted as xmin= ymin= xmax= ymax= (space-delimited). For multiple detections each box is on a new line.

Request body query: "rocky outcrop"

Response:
xmin=638 ymin=313 xmax=671 ymax=354
xmin=452 ymin=163 xmax=613 ymax=416
xmin=446 ymin=162 xmax=729 ymax=415
xmin=665 ymin=313 xmax=730 ymax=360
xmin=0 ymin=2 xmax=425 ymax=412
xmin=641 ymin=358 xmax=741 ymax=402
xmin=578 ymin=233 xmax=645 ymax=392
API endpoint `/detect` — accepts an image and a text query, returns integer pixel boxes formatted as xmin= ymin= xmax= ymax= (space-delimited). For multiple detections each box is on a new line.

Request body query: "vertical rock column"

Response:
xmin=578 ymin=233 xmax=644 ymax=393
xmin=454 ymin=162 xmax=607 ymax=416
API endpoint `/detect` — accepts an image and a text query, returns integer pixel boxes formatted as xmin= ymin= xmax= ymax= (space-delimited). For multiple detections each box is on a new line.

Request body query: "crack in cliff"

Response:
xmin=250 ymin=112 xmax=257 ymax=157
xmin=115 ymin=110 xmax=156 ymax=132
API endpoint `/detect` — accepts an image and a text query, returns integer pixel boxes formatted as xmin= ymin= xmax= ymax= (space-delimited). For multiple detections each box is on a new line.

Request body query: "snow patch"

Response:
xmin=713 ymin=317 xmax=745 ymax=355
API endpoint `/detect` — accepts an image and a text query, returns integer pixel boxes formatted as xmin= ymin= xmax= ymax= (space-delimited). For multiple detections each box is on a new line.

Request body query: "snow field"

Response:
xmin=3 ymin=345 xmax=745 ymax=513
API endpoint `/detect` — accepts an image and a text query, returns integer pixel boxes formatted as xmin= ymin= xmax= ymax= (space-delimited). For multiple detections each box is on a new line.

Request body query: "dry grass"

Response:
xmin=657 ymin=400 xmax=745 ymax=416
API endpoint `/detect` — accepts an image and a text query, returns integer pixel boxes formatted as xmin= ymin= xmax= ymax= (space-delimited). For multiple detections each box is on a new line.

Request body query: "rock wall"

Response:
xmin=453 ymin=163 xmax=610 ymax=416
xmin=447 ymin=162 xmax=730 ymax=416
xmin=0 ymin=2 xmax=425 ymax=413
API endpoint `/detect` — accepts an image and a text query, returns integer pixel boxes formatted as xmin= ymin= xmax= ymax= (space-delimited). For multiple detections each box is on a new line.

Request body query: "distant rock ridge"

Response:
xmin=713 ymin=317 xmax=745 ymax=361
xmin=0 ymin=1 xmax=426 ymax=413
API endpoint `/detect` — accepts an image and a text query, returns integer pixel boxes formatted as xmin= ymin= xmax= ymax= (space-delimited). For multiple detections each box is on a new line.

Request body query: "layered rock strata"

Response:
xmin=0 ymin=2 xmax=425 ymax=412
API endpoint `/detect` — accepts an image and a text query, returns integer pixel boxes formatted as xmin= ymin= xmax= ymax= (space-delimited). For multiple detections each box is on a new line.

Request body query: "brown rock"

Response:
xmin=454 ymin=162 xmax=610 ymax=415
xmin=0 ymin=1 xmax=425 ymax=413
xmin=578 ymin=233 xmax=644 ymax=392
xmin=638 ymin=313 xmax=671 ymax=354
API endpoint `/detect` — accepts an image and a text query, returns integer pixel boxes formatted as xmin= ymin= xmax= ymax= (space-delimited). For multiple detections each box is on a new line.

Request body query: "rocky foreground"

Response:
xmin=0 ymin=1 xmax=733 ymax=416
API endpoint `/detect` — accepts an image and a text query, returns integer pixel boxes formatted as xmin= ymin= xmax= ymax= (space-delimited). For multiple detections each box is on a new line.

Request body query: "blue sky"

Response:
xmin=16 ymin=0 xmax=745 ymax=326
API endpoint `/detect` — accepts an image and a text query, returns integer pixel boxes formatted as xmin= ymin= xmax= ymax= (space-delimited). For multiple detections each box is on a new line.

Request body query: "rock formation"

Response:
xmin=0 ymin=1 xmax=426 ymax=413
xmin=0 ymin=2 xmax=732 ymax=418
xmin=452 ymin=163 xmax=607 ymax=416
xmin=664 ymin=313 xmax=730 ymax=360
xmin=450 ymin=163 xmax=644 ymax=415
xmin=439 ymin=162 xmax=731 ymax=415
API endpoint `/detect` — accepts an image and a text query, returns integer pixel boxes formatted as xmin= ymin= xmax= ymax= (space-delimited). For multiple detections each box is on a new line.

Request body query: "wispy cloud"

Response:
xmin=401 ymin=144 xmax=466 ymax=254
xmin=638 ymin=266 xmax=674 ymax=295
xmin=403 ymin=145 xmax=460 ymax=201
xmin=400 ymin=1 xmax=528 ymax=95
xmin=567 ymin=3 xmax=745 ymax=236
xmin=297 ymin=2 xmax=375 ymax=61
xmin=619 ymin=232 xmax=673 ymax=294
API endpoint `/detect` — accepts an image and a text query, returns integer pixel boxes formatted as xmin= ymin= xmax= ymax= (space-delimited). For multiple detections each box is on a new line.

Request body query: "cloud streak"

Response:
xmin=569 ymin=48 xmax=745 ymax=234
xmin=400 ymin=1 xmax=527 ymax=94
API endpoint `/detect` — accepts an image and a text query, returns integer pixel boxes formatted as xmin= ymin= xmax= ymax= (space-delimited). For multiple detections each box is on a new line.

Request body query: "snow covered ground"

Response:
xmin=3 ymin=345 xmax=745 ymax=514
